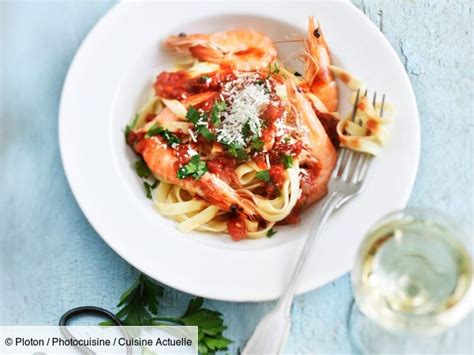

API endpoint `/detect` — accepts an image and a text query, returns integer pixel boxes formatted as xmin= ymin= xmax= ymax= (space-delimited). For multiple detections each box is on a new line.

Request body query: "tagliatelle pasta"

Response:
xmin=336 ymin=94 xmax=393 ymax=155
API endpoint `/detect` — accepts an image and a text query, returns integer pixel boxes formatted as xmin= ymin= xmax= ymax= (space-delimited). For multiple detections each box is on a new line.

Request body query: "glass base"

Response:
xmin=348 ymin=300 xmax=473 ymax=354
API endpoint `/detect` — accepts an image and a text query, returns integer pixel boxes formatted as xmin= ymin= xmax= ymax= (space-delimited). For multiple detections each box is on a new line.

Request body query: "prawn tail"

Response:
xmin=189 ymin=46 xmax=225 ymax=64
xmin=165 ymin=34 xmax=209 ymax=53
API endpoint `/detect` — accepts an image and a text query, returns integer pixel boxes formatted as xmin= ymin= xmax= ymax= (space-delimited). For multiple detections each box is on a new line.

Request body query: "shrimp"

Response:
xmin=166 ymin=30 xmax=277 ymax=71
xmin=286 ymin=77 xmax=337 ymax=207
xmin=141 ymin=137 xmax=257 ymax=216
xmin=303 ymin=16 xmax=338 ymax=112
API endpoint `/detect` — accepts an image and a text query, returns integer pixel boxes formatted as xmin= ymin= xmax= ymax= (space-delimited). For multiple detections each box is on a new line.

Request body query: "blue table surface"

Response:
xmin=1 ymin=1 xmax=472 ymax=353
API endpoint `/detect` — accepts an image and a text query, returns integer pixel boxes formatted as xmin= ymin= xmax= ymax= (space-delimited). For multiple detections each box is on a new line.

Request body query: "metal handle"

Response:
xmin=276 ymin=192 xmax=341 ymax=315
xmin=242 ymin=192 xmax=341 ymax=355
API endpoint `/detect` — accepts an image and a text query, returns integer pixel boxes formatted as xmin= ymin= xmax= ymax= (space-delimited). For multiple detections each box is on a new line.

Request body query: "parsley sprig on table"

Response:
xmin=107 ymin=274 xmax=233 ymax=354
xmin=114 ymin=273 xmax=164 ymax=325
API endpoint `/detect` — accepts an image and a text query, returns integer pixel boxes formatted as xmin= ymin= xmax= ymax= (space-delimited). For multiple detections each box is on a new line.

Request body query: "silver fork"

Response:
xmin=242 ymin=90 xmax=385 ymax=355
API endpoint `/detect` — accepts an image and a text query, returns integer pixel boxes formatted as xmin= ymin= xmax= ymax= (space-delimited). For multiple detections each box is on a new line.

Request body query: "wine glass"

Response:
xmin=349 ymin=208 xmax=473 ymax=354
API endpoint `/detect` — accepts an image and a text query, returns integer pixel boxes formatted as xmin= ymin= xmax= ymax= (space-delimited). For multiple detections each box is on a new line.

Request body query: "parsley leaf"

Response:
xmin=241 ymin=120 xmax=251 ymax=138
xmin=256 ymin=170 xmax=271 ymax=182
xmin=214 ymin=101 xmax=227 ymax=112
xmin=147 ymin=123 xmax=164 ymax=137
xmin=196 ymin=124 xmax=216 ymax=141
xmin=155 ymin=297 xmax=232 ymax=354
xmin=226 ymin=143 xmax=248 ymax=161
xmin=125 ymin=113 xmax=140 ymax=142
xmin=210 ymin=108 xmax=221 ymax=127
xmin=134 ymin=159 xmax=151 ymax=179
xmin=282 ymin=154 xmax=293 ymax=169
xmin=161 ymin=130 xmax=181 ymax=145
xmin=144 ymin=180 xmax=158 ymax=199
xmin=210 ymin=101 xmax=227 ymax=127
xmin=147 ymin=123 xmax=181 ymax=146
xmin=270 ymin=62 xmax=280 ymax=75
xmin=267 ymin=227 xmax=277 ymax=237
xmin=187 ymin=106 xmax=216 ymax=141
xmin=186 ymin=106 xmax=200 ymax=124
xmin=111 ymin=274 xmax=164 ymax=326
xmin=178 ymin=299 xmax=233 ymax=354
xmin=177 ymin=155 xmax=208 ymax=180
xmin=104 ymin=274 xmax=234 ymax=354
xmin=250 ymin=138 xmax=264 ymax=151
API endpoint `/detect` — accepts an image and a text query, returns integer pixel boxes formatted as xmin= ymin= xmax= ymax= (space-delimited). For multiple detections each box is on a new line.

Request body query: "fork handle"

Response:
xmin=276 ymin=191 xmax=341 ymax=315
xmin=242 ymin=192 xmax=341 ymax=355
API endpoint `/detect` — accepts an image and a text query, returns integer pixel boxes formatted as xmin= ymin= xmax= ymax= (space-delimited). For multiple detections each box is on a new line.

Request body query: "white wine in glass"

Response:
xmin=352 ymin=209 xmax=473 ymax=335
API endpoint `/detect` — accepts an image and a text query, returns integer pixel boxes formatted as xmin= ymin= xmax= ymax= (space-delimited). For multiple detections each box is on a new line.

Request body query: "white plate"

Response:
xmin=59 ymin=0 xmax=419 ymax=301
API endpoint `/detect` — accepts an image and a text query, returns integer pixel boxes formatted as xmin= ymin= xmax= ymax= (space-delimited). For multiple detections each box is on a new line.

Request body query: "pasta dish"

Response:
xmin=125 ymin=17 xmax=390 ymax=240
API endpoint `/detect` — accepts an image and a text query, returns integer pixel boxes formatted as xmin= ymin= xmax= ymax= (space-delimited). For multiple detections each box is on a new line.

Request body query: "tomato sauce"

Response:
xmin=261 ymin=100 xmax=284 ymax=123
xmin=154 ymin=70 xmax=235 ymax=100
xmin=269 ymin=165 xmax=286 ymax=188
xmin=227 ymin=216 xmax=247 ymax=241
xmin=127 ymin=131 xmax=146 ymax=150
xmin=207 ymin=155 xmax=237 ymax=185
xmin=269 ymin=139 xmax=303 ymax=163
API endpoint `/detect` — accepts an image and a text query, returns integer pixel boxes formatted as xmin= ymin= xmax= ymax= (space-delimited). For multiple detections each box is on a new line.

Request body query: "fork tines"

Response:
xmin=333 ymin=89 xmax=386 ymax=184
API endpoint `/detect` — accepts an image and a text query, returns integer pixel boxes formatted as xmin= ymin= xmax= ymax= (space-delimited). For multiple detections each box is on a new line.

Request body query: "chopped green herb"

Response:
xmin=144 ymin=180 xmax=158 ymax=199
xmin=147 ymin=123 xmax=164 ymax=137
xmin=200 ymin=74 xmax=210 ymax=82
xmin=187 ymin=106 xmax=216 ymax=141
xmin=283 ymin=136 xmax=291 ymax=143
xmin=196 ymin=124 xmax=215 ymax=141
xmin=226 ymin=143 xmax=248 ymax=161
xmin=125 ymin=113 xmax=140 ymax=141
xmin=177 ymin=155 xmax=208 ymax=180
xmin=147 ymin=123 xmax=181 ymax=146
xmin=210 ymin=101 xmax=226 ymax=127
xmin=161 ymin=130 xmax=181 ymax=145
xmin=282 ymin=154 xmax=293 ymax=169
xmin=267 ymin=227 xmax=277 ymax=237
xmin=256 ymin=170 xmax=271 ymax=182
xmin=210 ymin=114 xmax=221 ymax=127
xmin=241 ymin=120 xmax=251 ymax=137
xmin=210 ymin=107 xmax=221 ymax=127
xmin=134 ymin=159 xmax=151 ymax=179
xmin=251 ymin=138 xmax=264 ymax=151
xmin=270 ymin=62 xmax=280 ymax=75
xmin=125 ymin=126 xmax=132 ymax=142
xmin=186 ymin=106 xmax=200 ymax=124
xmin=214 ymin=101 xmax=227 ymax=112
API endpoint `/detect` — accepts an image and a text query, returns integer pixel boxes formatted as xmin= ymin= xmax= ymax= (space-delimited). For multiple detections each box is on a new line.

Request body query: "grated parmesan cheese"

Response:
xmin=188 ymin=129 xmax=197 ymax=142
xmin=217 ymin=73 xmax=270 ymax=147
xmin=186 ymin=147 xmax=198 ymax=157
